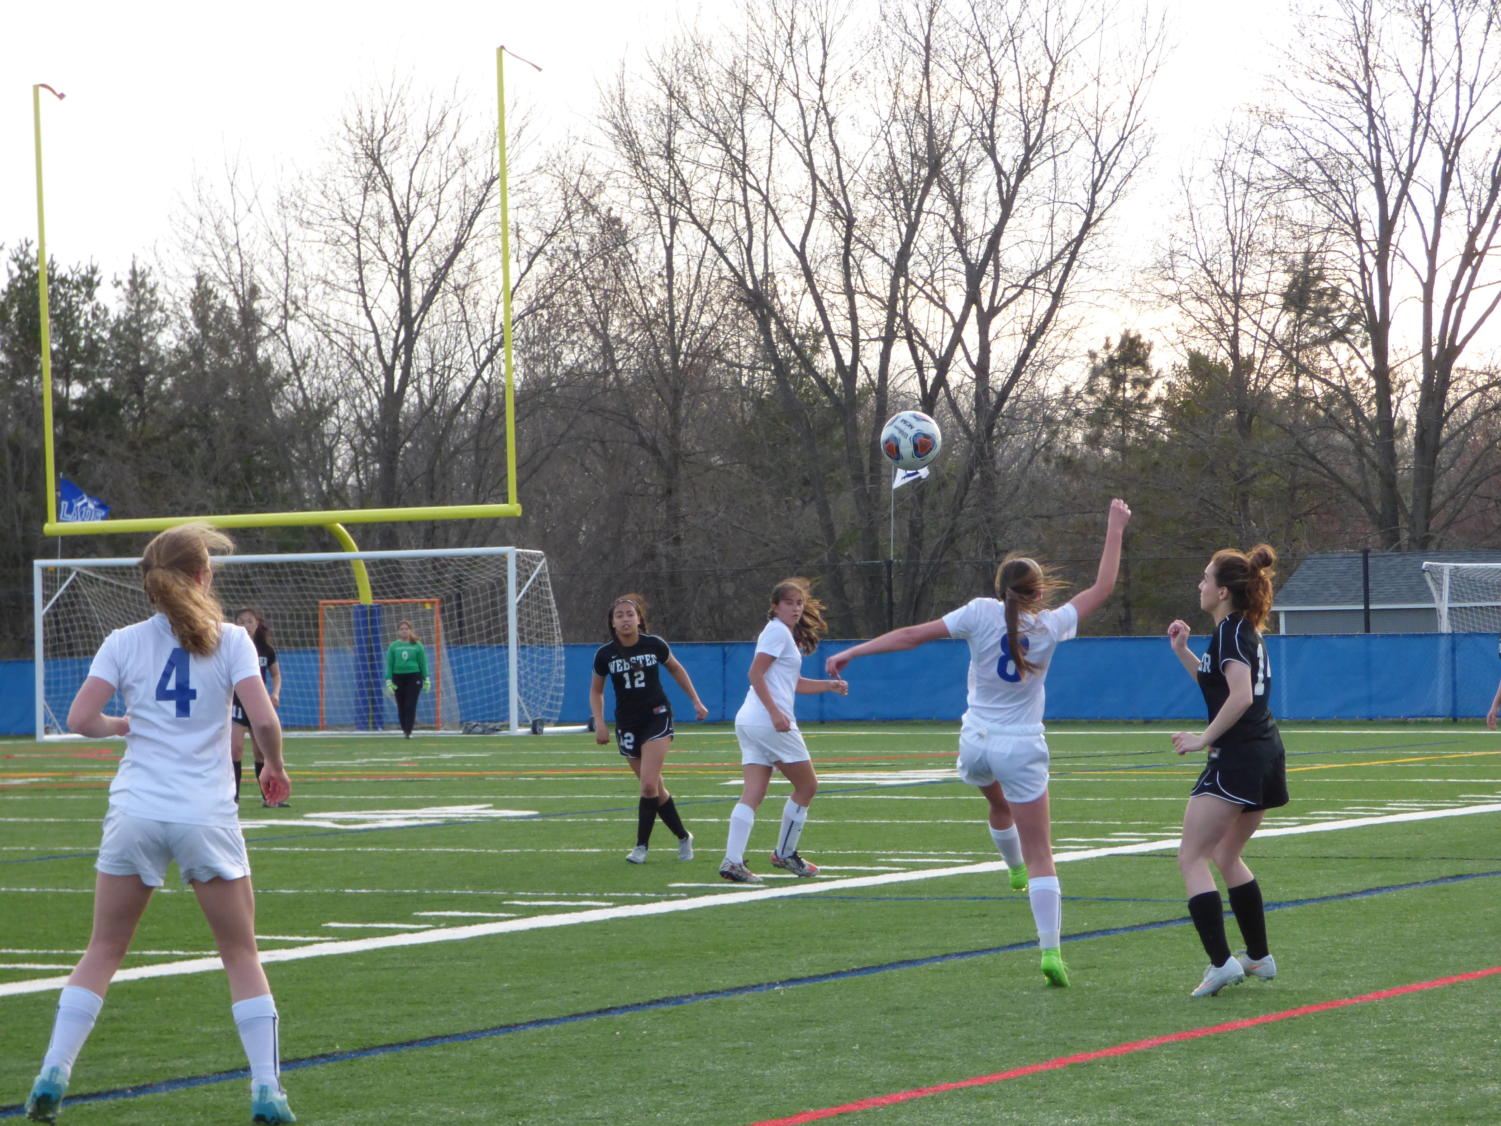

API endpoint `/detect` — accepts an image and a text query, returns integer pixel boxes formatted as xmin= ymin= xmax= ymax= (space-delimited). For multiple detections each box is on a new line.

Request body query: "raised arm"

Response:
xmin=1067 ymin=498 xmax=1132 ymax=623
xmin=825 ymin=619 xmax=951 ymax=678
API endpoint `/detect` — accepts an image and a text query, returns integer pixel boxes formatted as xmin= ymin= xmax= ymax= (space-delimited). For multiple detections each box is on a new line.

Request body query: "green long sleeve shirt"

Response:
xmin=386 ymin=639 xmax=429 ymax=678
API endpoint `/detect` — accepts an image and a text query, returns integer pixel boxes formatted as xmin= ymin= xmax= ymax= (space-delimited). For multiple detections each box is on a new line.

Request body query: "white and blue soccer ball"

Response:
xmin=880 ymin=410 xmax=942 ymax=471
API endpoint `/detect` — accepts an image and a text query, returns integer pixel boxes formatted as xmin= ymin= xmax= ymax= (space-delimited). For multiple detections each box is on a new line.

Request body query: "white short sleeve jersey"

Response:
xmin=88 ymin=614 xmax=260 ymax=827
xmin=941 ymin=598 xmax=1079 ymax=733
xmin=735 ymin=618 xmax=803 ymax=728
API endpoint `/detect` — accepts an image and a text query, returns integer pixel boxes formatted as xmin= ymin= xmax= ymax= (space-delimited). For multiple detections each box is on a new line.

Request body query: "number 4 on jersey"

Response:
xmin=155 ymin=648 xmax=197 ymax=717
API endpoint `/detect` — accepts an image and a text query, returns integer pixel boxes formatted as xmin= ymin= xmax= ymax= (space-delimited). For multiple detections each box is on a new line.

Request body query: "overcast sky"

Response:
xmin=2 ymin=0 xmax=1294 ymax=301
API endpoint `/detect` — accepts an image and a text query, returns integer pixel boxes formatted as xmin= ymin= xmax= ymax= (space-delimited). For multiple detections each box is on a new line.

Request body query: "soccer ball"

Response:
xmin=880 ymin=410 xmax=942 ymax=470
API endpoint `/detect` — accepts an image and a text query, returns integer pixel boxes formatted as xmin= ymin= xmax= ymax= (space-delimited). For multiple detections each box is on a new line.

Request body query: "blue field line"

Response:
xmin=3 ymin=866 xmax=1496 ymax=1119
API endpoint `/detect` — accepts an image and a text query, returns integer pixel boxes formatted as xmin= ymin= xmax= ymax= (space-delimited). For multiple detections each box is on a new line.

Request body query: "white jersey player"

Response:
xmin=21 ymin=523 xmax=296 ymax=1125
xmin=719 ymin=578 xmax=848 ymax=885
xmin=827 ymin=499 xmax=1132 ymax=988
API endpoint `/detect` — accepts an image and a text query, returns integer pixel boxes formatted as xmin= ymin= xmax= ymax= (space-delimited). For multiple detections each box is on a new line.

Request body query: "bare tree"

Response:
xmin=1154 ymin=124 xmax=1355 ymax=550
xmin=1266 ymin=0 xmax=1501 ymax=548
xmin=279 ymin=83 xmax=504 ymax=547
xmin=601 ymin=0 xmax=1155 ymax=633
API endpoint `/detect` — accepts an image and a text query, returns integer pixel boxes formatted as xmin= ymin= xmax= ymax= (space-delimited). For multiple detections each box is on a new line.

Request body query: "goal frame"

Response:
xmin=317 ymin=597 xmax=449 ymax=731
xmin=1421 ymin=561 xmax=1501 ymax=635
xmin=33 ymin=545 xmax=554 ymax=740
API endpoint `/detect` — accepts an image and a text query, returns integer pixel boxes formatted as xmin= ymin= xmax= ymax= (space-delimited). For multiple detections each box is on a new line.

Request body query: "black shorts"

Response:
xmin=230 ymin=696 xmax=249 ymax=728
xmin=615 ymin=708 xmax=674 ymax=759
xmin=1190 ymin=734 xmax=1289 ymax=811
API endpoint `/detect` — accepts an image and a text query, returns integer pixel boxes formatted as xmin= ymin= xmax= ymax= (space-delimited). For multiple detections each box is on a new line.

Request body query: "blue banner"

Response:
xmin=58 ymin=477 xmax=110 ymax=522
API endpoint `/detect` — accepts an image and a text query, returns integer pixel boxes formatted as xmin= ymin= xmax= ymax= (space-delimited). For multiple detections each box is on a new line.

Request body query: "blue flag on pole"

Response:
xmin=58 ymin=477 xmax=110 ymax=522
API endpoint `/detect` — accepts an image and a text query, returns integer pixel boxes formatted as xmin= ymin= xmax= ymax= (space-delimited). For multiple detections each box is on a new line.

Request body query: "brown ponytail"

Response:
xmin=139 ymin=523 xmax=234 ymax=656
xmin=994 ymin=556 xmax=1042 ymax=678
xmin=769 ymin=577 xmax=828 ymax=655
xmin=1210 ymin=544 xmax=1278 ymax=631
xmin=993 ymin=554 xmax=1070 ymax=678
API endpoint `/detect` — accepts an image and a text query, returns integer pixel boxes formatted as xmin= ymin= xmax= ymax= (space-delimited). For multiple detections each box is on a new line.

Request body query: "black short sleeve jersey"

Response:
xmin=1196 ymin=613 xmax=1277 ymax=746
xmin=593 ymin=635 xmax=673 ymax=725
xmin=255 ymin=639 xmax=277 ymax=688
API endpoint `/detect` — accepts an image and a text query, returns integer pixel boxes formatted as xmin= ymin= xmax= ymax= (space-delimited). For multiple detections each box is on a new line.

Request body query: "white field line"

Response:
xmin=2 ymin=801 xmax=1497 ymax=1001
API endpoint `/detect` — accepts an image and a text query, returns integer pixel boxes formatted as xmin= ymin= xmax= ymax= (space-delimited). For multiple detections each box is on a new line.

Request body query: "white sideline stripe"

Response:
xmin=415 ymin=911 xmax=519 ymax=919
xmin=2 ymin=801 xmax=1498 ymax=1001
xmin=320 ymin=922 xmax=433 ymax=930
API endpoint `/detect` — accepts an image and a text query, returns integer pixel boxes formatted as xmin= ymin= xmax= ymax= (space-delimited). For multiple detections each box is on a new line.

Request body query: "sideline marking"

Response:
xmin=750 ymin=966 xmax=1501 ymax=1125
xmin=1 ymin=801 xmax=1497 ymax=1000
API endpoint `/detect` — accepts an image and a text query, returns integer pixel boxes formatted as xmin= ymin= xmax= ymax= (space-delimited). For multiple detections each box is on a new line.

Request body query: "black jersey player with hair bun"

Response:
xmin=1167 ymin=544 xmax=1288 ymax=999
xmin=589 ymin=594 xmax=709 ymax=864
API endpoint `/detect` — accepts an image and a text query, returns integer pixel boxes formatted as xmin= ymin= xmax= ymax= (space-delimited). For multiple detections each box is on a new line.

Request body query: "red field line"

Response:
xmin=752 ymin=967 xmax=1501 ymax=1125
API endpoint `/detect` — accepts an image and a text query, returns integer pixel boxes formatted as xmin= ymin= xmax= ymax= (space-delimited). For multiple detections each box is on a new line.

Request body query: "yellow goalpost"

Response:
xmin=30 ymin=47 xmax=533 ymax=542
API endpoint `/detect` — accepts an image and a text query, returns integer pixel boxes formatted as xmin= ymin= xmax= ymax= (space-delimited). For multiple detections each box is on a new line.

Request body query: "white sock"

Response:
xmin=989 ymin=825 xmax=1024 ymax=869
xmin=41 ymin=985 xmax=104 ymax=1076
xmin=231 ymin=993 xmax=281 ymax=1089
xmin=1028 ymin=875 xmax=1062 ymax=950
xmin=725 ymin=802 xmax=756 ymax=865
xmin=776 ymin=798 xmax=809 ymax=858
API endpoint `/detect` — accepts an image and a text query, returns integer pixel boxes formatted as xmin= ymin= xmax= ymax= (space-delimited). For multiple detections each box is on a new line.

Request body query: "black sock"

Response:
xmin=1227 ymin=879 xmax=1269 ymax=960
xmin=1188 ymin=890 xmax=1232 ymax=965
xmin=232 ymin=758 xmax=242 ymax=803
xmin=655 ymin=795 xmax=688 ymax=839
xmin=254 ymin=760 xmax=264 ymax=781
xmin=636 ymin=797 xmax=656 ymax=848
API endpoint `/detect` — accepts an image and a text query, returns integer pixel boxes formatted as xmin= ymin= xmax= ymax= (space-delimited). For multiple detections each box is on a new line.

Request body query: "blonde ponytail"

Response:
xmin=139 ymin=523 xmax=235 ymax=656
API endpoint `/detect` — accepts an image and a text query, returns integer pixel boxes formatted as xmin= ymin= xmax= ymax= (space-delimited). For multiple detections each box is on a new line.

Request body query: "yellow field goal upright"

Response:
xmin=30 ymin=54 xmax=526 ymax=542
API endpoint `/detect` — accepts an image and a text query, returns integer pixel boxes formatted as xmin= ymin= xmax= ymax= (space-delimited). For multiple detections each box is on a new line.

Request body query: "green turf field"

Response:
xmin=2 ymin=722 xmax=1499 ymax=1124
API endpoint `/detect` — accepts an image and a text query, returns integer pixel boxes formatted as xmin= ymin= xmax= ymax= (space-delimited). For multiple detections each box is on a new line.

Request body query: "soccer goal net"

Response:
xmin=33 ymin=546 xmax=564 ymax=739
xmin=1422 ymin=562 xmax=1501 ymax=644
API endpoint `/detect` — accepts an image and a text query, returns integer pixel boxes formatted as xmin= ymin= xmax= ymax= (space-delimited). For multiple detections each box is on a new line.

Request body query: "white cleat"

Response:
xmin=677 ymin=833 xmax=694 ymax=861
xmin=1236 ymin=952 xmax=1277 ymax=981
xmin=718 ymin=859 xmax=763 ymax=884
xmin=1191 ymin=958 xmax=1246 ymax=998
xmin=626 ymin=844 xmax=648 ymax=864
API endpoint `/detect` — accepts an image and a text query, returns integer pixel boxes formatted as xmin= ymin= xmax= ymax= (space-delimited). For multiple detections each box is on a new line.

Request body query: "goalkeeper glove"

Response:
xmin=423 ymin=678 xmax=432 ymax=692
xmin=385 ymin=680 xmax=396 ymax=696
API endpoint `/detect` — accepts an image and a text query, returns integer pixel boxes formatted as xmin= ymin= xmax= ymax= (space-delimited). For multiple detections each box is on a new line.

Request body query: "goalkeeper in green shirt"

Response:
xmin=385 ymin=620 xmax=430 ymax=737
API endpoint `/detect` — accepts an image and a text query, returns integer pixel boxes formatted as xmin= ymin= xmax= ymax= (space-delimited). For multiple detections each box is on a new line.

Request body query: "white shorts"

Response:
xmin=736 ymin=723 xmax=812 ymax=767
xmin=955 ymin=723 xmax=1051 ymax=804
xmin=95 ymin=808 xmax=252 ymax=887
